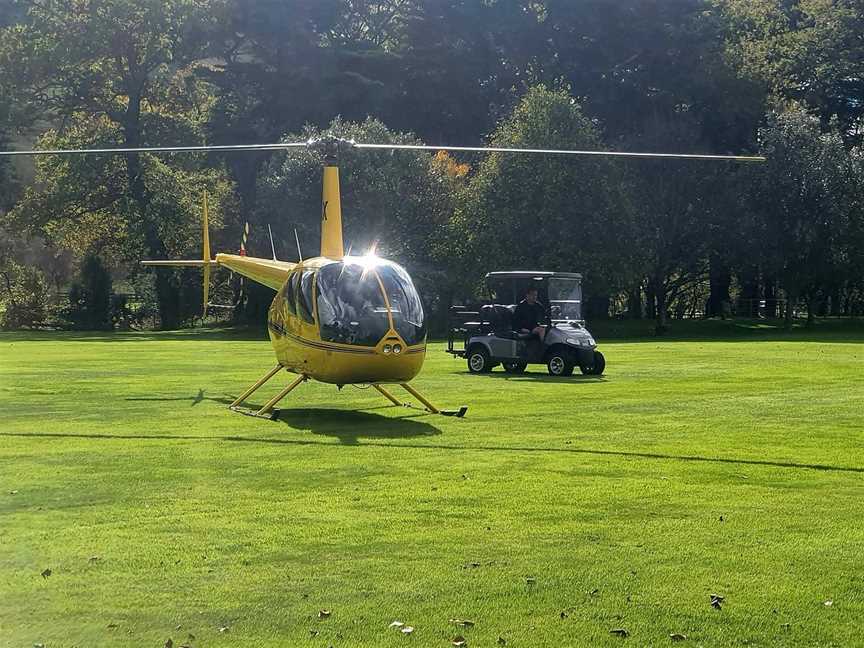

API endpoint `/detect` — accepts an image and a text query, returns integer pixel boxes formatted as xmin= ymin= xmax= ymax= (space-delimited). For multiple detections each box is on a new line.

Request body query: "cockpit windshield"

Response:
xmin=378 ymin=264 xmax=427 ymax=345
xmin=315 ymin=259 xmax=427 ymax=347
xmin=317 ymin=262 xmax=390 ymax=346
xmin=548 ymin=277 xmax=582 ymax=321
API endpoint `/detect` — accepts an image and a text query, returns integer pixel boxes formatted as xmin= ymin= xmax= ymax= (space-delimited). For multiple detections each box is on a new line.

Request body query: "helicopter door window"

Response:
xmin=297 ymin=270 xmax=316 ymax=324
xmin=282 ymin=271 xmax=298 ymax=315
xmin=377 ymin=264 xmax=427 ymax=346
xmin=316 ymin=262 xmax=390 ymax=346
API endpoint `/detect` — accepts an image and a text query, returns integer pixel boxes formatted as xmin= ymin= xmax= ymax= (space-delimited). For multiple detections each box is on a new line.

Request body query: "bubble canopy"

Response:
xmin=315 ymin=256 xmax=427 ymax=347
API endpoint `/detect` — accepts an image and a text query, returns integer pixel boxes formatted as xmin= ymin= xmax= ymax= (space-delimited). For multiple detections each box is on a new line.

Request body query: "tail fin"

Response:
xmin=141 ymin=191 xmax=214 ymax=319
xmin=202 ymin=192 xmax=211 ymax=317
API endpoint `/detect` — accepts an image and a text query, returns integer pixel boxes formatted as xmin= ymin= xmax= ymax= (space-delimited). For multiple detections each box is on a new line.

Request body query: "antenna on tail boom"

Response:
xmin=267 ymin=224 xmax=278 ymax=261
xmin=294 ymin=228 xmax=304 ymax=263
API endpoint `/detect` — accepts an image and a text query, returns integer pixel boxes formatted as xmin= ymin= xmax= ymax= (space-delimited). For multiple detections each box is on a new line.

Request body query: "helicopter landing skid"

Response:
xmin=373 ymin=384 xmax=467 ymax=418
xmin=228 ymin=364 xmax=309 ymax=418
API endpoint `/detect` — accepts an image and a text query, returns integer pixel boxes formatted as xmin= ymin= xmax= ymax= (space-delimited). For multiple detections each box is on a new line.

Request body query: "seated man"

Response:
xmin=512 ymin=287 xmax=547 ymax=340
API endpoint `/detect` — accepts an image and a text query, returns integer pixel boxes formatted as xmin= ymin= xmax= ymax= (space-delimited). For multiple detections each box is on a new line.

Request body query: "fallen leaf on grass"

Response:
xmin=389 ymin=621 xmax=405 ymax=628
xmin=309 ymin=630 xmax=319 ymax=637
xmin=164 ymin=639 xmax=173 ymax=648
xmin=9 ymin=490 xmax=18 ymax=495
xmin=318 ymin=609 xmax=331 ymax=619
xmin=107 ymin=623 xmax=118 ymax=630
xmin=497 ymin=638 xmax=507 ymax=645
xmin=401 ymin=626 xmax=414 ymax=634
xmin=88 ymin=556 xmax=102 ymax=563
xmin=670 ymin=633 xmax=687 ymax=641
xmin=449 ymin=619 xmax=475 ymax=628
xmin=710 ymin=594 xmax=724 ymax=610
xmin=218 ymin=625 xmax=230 ymax=633
xmin=560 ymin=611 xmax=568 ymax=619
xmin=40 ymin=568 xmax=51 ymax=578
xmin=525 ymin=577 xmax=536 ymax=585
xmin=462 ymin=562 xmax=481 ymax=569
xmin=823 ymin=600 xmax=833 ymax=607
xmin=781 ymin=623 xmax=791 ymax=630
xmin=451 ymin=636 xmax=467 ymax=646
xmin=610 ymin=628 xmax=629 ymax=638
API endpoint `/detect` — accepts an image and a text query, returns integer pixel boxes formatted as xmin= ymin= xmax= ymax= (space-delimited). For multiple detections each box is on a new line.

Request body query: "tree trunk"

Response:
xmin=652 ymin=275 xmax=668 ymax=335
xmin=784 ymin=292 xmax=794 ymax=330
xmin=123 ymin=91 xmax=181 ymax=329
xmin=764 ymin=278 xmax=778 ymax=319
xmin=706 ymin=256 xmax=732 ymax=318
xmin=645 ymin=282 xmax=656 ymax=320
xmin=627 ymin=283 xmax=643 ymax=319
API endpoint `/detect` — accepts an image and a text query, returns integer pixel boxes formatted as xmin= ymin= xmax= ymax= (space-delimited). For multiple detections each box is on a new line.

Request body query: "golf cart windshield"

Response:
xmin=549 ymin=277 xmax=582 ymax=321
xmin=316 ymin=259 xmax=426 ymax=347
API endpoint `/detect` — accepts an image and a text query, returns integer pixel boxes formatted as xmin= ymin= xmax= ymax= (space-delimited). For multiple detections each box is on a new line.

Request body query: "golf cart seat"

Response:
xmin=481 ymin=304 xmax=535 ymax=340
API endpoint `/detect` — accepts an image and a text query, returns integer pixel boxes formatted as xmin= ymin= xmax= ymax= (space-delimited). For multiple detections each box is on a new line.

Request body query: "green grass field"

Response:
xmin=2 ymin=323 xmax=863 ymax=647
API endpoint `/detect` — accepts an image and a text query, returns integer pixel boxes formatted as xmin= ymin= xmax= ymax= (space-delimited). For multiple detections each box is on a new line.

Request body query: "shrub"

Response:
xmin=0 ymin=262 xmax=51 ymax=329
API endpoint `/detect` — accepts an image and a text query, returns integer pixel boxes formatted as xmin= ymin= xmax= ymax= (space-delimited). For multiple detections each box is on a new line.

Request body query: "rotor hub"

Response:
xmin=306 ymin=135 xmax=356 ymax=165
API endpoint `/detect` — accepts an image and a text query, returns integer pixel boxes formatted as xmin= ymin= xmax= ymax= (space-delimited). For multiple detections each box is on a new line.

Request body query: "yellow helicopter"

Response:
xmin=0 ymin=136 xmax=764 ymax=419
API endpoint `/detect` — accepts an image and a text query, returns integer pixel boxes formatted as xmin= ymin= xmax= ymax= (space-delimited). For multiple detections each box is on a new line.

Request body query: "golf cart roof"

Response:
xmin=485 ymin=271 xmax=583 ymax=280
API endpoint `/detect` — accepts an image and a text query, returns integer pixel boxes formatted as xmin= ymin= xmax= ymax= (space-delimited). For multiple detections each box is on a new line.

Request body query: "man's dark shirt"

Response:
xmin=512 ymin=299 xmax=545 ymax=331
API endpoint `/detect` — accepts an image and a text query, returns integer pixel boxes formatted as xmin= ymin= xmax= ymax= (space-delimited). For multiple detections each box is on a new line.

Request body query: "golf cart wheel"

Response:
xmin=580 ymin=350 xmax=606 ymax=376
xmin=467 ymin=347 xmax=493 ymax=373
xmin=503 ymin=361 xmax=527 ymax=374
xmin=546 ymin=352 xmax=574 ymax=377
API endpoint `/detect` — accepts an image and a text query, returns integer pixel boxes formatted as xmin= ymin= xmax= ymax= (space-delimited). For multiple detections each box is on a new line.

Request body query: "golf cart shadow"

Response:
xmin=464 ymin=370 xmax=607 ymax=383
xmin=274 ymin=408 xmax=442 ymax=445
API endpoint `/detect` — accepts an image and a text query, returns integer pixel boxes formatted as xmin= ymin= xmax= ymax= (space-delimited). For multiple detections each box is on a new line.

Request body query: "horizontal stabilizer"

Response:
xmin=141 ymin=260 xmax=210 ymax=267
xmin=142 ymin=255 xmax=294 ymax=292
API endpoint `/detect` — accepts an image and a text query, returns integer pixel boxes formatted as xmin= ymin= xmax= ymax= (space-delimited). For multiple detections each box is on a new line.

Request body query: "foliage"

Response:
xmin=718 ymin=0 xmax=864 ymax=141
xmin=455 ymin=86 xmax=633 ymax=307
xmin=0 ymin=260 xmax=51 ymax=329
xmin=1 ymin=0 xmax=864 ymax=331
xmin=740 ymin=105 xmax=864 ymax=324
xmin=65 ymin=254 xmax=114 ymax=330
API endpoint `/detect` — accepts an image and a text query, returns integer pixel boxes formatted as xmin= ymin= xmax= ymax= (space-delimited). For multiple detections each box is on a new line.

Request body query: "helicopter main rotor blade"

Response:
xmin=354 ymin=142 xmax=766 ymax=162
xmin=0 ymin=142 xmax=308 ymax=157
xmin=0 ymin=138 xmax=765 ymax=162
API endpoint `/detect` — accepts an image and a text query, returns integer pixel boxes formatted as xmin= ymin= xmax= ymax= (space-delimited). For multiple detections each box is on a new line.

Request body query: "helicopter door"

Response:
xmin=297 ymin=270 xmax=316 ymax=324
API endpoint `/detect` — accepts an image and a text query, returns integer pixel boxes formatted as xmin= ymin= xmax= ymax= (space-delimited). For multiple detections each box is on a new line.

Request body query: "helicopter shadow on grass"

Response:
xmin=125 ymin=391 xmax=442 ymax=445
xmin=271 ymin=408 xmax=441 ymax=445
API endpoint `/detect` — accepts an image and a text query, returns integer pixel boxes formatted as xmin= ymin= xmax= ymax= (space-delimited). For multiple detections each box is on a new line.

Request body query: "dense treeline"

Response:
xmin=0 ymin=0 xmax=862 ymax=332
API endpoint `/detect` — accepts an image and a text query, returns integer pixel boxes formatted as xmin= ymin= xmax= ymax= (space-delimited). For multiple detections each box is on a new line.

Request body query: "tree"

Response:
xmin=455 ymin=86 xmax=634 ymax=316
xmin=1 ymin=0 xmax=230 ymax=327
xmin=742 ymin=106 xmax=863 ymax=326
xmin=718 ymin=0 xmax=864 ymax=141
xmin=67 ymin=254 xmax=113 ymax=330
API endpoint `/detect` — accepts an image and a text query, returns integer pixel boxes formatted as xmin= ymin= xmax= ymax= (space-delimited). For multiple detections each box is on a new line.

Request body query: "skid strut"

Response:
xmin=373 ymin=382 xmax=467 ymax=417
xmin=229 ymin=364 xmax=308 ymax=418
